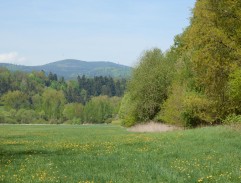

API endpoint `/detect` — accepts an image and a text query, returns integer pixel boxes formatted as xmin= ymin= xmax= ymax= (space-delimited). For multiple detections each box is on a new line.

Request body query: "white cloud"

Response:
xmin=0 ymin=52 xmax=27 ymax=65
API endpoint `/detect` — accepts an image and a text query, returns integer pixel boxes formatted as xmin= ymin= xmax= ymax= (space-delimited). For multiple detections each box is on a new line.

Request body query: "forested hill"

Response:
xmin=0 ymin=59 xmax=132 ymax=79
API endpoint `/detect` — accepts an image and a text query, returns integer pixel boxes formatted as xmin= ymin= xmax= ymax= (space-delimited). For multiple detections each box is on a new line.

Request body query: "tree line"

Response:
xmin=119 ymin=0 xmax=241 ymax=127
xmin=2 ymin=0 xmax=240 ymax=127
xmin=0 ymin=68 xmax=125 ymax=124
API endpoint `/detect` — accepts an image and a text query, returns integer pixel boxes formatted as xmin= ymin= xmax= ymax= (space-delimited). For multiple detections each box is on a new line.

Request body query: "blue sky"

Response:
xmin=0 ymin=0 xmax=196 ymax=66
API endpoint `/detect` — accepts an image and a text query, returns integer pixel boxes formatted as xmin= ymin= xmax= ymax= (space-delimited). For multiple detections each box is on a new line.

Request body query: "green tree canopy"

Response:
xmin=183 ymin=0 xmax=241 ymax=120
xmin=1 ymin=90 xmax=29 ymax=110
xmin=120 ymin=48 xmax=174 ymax=126
xmin=42 ymin=88 xmax=66 ymax=119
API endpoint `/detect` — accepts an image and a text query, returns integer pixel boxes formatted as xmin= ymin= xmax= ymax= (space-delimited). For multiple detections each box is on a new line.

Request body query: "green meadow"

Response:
xmin=0 ymin=124 xmax=241 ymax=183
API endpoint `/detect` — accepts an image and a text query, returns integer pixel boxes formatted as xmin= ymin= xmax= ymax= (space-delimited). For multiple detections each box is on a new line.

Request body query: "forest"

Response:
xmin=0 ymin=69 xmax=126 ymax=124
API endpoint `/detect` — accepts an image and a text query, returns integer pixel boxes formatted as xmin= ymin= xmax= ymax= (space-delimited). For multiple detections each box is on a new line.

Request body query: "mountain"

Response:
xmin=0 ymin=59 xmax=132 ymax=79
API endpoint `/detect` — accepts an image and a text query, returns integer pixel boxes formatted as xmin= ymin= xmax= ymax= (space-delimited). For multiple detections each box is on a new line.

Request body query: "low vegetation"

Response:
xmin=0 ymin=125 xmax=240 ymax=183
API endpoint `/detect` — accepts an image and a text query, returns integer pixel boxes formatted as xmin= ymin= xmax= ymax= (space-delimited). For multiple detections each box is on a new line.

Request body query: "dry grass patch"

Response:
xmin=127 ymin=121 xmax=181 ymax=133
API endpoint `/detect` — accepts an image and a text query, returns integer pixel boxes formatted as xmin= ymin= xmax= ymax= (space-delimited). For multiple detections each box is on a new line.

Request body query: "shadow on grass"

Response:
xmin=0 ymin=144 xmax=85 ymax=160
xmin=0 ymin=149 xmax=56 ymax=156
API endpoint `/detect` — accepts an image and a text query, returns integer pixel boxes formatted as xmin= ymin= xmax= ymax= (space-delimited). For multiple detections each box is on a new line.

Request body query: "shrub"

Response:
xmin=63 ymin=103 xmax=84 ymax=120
xmin=49 ymin=118 xmax=63 ymax=124
xmin=64 ymin=118 xmax=82 ymax=124
xmin=224 ymin=114 xmax=241 ymax=125
xmin=1 ymin=90 xmax=29 ymax=110
xmin=16 ymin=109 xmax=38 ymax=124
xmin=157 ymin=83 xmax=186 ymax=126
xmin=83 ymin=96 xmax=121 ymax=124
xmin=182 ymin=92 xmax=214 ymax=126
xmin=4 ymin=117 xmax=17 ymax=124
xmin=119 ymin=94 xmax=137 ymax=127
xmin=0 ymin=110 xmax=17 ymax=124
xmin=158 ymin=83 xmax=214 ymax=127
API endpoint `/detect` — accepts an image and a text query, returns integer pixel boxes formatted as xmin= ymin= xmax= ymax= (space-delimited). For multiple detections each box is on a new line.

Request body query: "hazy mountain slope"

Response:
xmin=0 ymin=59 xmax=132 ymax=79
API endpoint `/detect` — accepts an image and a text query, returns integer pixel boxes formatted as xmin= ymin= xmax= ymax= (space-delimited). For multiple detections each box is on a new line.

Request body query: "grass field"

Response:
xmin=0 ymin=124 xmax=241 ymax=183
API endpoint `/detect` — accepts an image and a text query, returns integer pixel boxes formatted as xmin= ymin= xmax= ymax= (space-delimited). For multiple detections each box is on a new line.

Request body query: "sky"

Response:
xmin=0 ymin=0 xmax=196 ymax=66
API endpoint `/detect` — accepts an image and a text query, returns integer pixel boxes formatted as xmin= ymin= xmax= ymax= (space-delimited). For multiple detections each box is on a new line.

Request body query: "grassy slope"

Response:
xmin=0 ymin=125 xmax=240 ymax=183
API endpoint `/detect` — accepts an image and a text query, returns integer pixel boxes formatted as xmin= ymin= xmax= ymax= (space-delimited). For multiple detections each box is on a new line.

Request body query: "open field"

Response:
xmin=0 ymin=125 xmax=241 ymax=183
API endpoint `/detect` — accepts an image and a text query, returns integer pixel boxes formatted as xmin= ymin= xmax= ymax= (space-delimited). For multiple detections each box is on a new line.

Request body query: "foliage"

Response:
xmin=83 ymin=96 xmax=121 ymax=124
xmin=157 ymin=83 xmax=186 ymax=126
xmin=224 ymin=114 xmax=241 ymax=125
xmin=182 ymin=0 xmax=241 ymax=120
xmin=0 ymin=68 xmax=11 ymax=96
xmin=63 ymin=103 xmax=84 ymax=121
xmin=0 ymin=68 xmax=126 ymax=124
xmin=1 ymin=90 xmax=29 ymax=110
xmin=120 ymin=48 xmax=174 ymax=125
xmin=118 ymin=93 xmax=137 ymax=127
xmin=0 ymin=109 xmax=17 ymax=124
xmin=41 ymin=88 xmax=66 ymax=120
xmin=15 ymin=109 xmax=39 ymax=124
xmin=228 ymin=68 xmax=241 ymax=114
xmin=182 ymin=92 xmax=214 ymax=126
xmin=76 ymin=75 xmax=126 ymax=101
xmin=160 ymin=84 xmax=214 ymax=127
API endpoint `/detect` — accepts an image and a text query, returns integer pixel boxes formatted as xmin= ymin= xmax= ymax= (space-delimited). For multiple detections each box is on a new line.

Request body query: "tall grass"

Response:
xmin=0 ymin=124 xmax=241 ymax=182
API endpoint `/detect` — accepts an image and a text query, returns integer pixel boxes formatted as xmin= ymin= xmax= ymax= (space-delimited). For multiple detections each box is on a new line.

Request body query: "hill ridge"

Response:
xmin=0 ymin=59 xmax=132 ymax=79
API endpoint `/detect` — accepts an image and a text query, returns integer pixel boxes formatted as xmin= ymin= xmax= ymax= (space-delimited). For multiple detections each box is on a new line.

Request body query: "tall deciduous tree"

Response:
xmin=120 ymin=48 xmax=174 ymax=126
xmin=42 ymin=88 xmax=66 ymax=119
xmin=178 ymin=0 xmax=241 ymax=121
